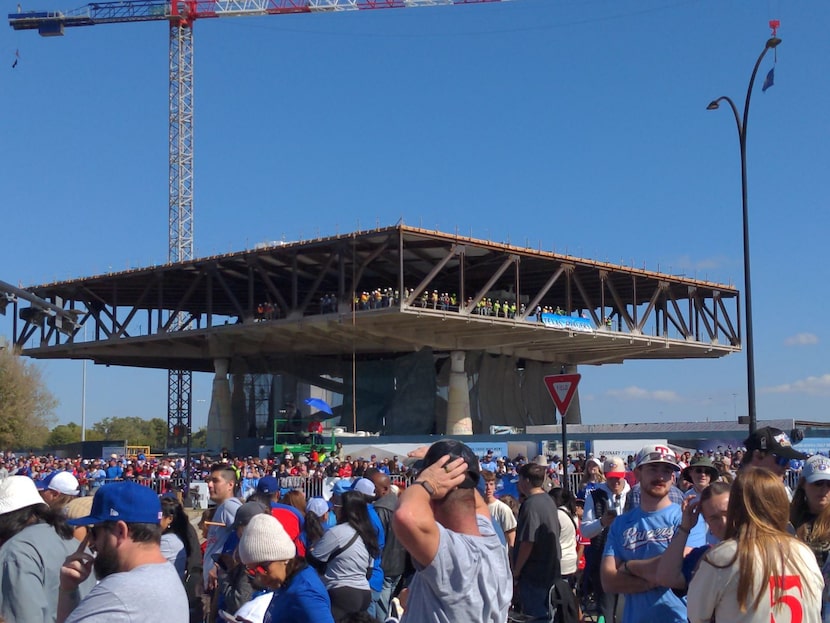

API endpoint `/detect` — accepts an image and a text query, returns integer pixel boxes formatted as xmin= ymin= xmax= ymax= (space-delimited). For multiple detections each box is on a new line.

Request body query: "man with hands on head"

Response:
xmin=57 ymin=481 xmax=188 ymax=623
xmin=392 ymin=440 xmax=511 ymax=623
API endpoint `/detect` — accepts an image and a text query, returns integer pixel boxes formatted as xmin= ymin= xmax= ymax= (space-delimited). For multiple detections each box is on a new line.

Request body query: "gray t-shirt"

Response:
xmin=0 ymin=522 xmax=75 ymax=623
xmin=160 ymin=532 xmax=187 ymax=579
xmin=66 ymin=561 xmax=188 ymax=623
xmin=403 ymin=514 xmax=512 ymax=623
xmin=310 ymin=523 xmax=372 ymax=591
xmin=203 ymin=497 xmax=242 ymax=589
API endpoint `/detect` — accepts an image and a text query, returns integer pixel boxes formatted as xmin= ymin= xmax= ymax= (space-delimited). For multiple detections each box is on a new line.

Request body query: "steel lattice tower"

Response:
xmin=167 ymin=19 xmax=195 ymax=450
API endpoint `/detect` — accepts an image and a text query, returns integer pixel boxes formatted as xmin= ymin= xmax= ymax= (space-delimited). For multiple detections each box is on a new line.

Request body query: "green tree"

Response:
xmin=0 ymin=347 xmax=57 ymax=449
xmin=47 ymin=422 xmax=104 ymax=446
xmin=47 ymin=422 xmax=82 ymax=445
xmin=191 ymin=427 xmax=207 ymax=448
xmin=91 ymin=416 xmax=169 ymax=450
xmin=147 ymin=418 xmax=169 ymax=449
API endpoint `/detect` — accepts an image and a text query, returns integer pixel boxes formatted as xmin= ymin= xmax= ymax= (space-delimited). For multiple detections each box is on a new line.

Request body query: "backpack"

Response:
xmin=585 ymin=489 xmax=610 ymax=574
xmin=548 ymin=577 xmax=580 ymax=623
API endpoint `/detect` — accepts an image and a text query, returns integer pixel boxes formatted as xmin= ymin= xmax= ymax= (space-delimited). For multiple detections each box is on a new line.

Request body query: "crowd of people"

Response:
xmin=1 ymin=426 xmax=828 ymax=622
xmin=237 ymin=287 xmax=591 ymax=323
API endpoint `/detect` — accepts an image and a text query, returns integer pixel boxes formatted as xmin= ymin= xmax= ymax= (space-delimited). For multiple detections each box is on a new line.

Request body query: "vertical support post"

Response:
xmin=561 ymin=415 xmax=568 ymax=491
xmin=446 ymin=351 xmax=472 ymax=434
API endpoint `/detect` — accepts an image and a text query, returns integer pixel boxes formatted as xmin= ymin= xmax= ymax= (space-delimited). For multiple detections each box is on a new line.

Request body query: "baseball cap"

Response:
xmin=256 ymin=476 xmax=279 ymax=495
xmin=635 ymin=445 xmax=680 ymax=471
xmin=232 ymin=501 xmax=269 ymax=530
xmin=422 ymin=439 xmax=480 ymax=489
xmin=331 ymin=479 xmax=353 ymax=496
xmin=307 ymin=497 xmax=329 ymax=518
xmin=36 ymin=471 xmax=80 ymax=496
xmin=0 ymin=476 xmax=47 ymax=515
xmin=352 ymin=478 xmax=376 ymax=497
xmin=67 ymin=481 xmax=162 ymax=526
xmin=803 ymin=455 xmax=830 ymax=484
xmin=602 ymin=456 xmax=626 ymax=479
xmin=744 ymin=427 xmax=807 ymax=461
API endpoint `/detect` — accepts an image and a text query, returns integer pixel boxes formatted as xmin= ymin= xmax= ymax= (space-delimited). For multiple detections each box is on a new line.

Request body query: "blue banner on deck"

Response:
xmin=538 ymin=313 xmax=595 ymax=333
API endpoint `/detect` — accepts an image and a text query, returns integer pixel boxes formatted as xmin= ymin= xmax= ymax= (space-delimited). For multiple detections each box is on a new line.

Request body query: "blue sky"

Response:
xmin=2 ymin=0 xmax=827 ymax=432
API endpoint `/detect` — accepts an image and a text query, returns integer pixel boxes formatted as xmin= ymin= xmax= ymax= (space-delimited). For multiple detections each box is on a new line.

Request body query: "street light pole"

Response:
xmin=707 ymin=36 xmax=781 ymax=436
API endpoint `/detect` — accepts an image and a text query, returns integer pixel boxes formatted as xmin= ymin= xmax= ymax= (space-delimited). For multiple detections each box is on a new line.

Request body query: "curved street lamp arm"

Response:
xmin=709 ymin=96 xmax=742 ymax=142
xmin=742 ymin=37 xmax=782 ymax=141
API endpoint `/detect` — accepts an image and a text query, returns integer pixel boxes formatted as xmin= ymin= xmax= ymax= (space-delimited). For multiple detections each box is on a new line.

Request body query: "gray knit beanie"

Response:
xmin=238 ymin=514 xmax=296 ymax=565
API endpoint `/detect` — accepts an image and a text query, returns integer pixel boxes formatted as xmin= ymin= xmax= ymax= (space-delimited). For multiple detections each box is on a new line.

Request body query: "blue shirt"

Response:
xmin=681 ymin=544 xmax=710 ymax=588
xmin=366 ymin=505 xmax=385 ymax=592
xmin=577 ymin=481 xmax=599 ymax=501
xmin=604 ymin=503 xmax=701 ymax=623
xmin=263 ymin=565 xmax=333 ymax=623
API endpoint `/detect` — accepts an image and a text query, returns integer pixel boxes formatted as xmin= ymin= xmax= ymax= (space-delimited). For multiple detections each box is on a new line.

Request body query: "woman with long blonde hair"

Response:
xmin=688 ymin=467 xmax=823 ymax=623
xmin=577 ymin=457 xmax=605 ymax=500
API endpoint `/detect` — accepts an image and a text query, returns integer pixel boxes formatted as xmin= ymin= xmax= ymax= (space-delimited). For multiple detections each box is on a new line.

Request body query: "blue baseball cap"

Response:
xmin=256 ymin=476 xmax=279 ymax=495
xmin=34 ymin=471 xmax=56 ymax=491
xmin=67 ymin=481 xmax=161 ymax=526
xmin=331 ymin=479 xmax=353 ymax=496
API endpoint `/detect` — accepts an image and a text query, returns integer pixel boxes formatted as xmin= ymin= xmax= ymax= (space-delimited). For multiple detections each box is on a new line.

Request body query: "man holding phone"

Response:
xmin=581 ymin=456 xmax=631 ymax=623
xmin=56 ymin=481 xmax=188 ymax=622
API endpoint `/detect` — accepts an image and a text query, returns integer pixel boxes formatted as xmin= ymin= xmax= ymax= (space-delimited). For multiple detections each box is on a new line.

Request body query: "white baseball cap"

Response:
xmin=602 ymin=456 xmax=627 ymax=478
xmin=36 ymin=471 xmax=80 ymax=496
xmin=48 ymin=472 xmax=81 ymax=496
xmin=0 ymin=476 xmax=48 ymax=515
xmin=803 ymin=455 xmax=830 ymax=484
xmin=635 ymin=445 xmax=680 ymax=471
xmin=352 ymin=478 xmax=376 ymax=497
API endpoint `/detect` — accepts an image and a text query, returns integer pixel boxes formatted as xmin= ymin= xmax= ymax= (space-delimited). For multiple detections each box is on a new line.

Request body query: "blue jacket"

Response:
xmin=263 ymin=565 xmax=333 ymax=623
xmin=366 ymin=505 xmax=385 ymax=592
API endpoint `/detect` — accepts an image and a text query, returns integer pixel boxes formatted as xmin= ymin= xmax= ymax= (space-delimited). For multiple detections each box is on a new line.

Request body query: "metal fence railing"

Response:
xmin=92 ymin=470 xmax=797 ymax=504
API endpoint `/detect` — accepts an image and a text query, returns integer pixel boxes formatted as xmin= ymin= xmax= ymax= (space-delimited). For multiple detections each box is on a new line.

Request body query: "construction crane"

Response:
xmin=9 ymin=0 xmax=508 ymax=451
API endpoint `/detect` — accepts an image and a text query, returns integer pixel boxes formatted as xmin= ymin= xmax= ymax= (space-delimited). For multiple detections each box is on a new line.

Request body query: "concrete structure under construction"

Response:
xmin=7 ymin=226 xmax=741 ymax=450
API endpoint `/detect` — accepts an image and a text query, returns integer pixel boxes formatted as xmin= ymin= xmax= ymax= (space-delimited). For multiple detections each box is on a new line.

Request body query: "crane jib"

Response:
xmin=9 ymin=0 xmax=509 ymax=34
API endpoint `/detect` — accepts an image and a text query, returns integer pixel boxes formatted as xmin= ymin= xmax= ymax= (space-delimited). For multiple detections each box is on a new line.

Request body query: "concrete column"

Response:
xmin=562 ymin=363 xmax=582 ymax=425
xmin=445 ymin=350 xmax=473 ymax=435
xmin=206 ymin=358 xmax=234 ymax=450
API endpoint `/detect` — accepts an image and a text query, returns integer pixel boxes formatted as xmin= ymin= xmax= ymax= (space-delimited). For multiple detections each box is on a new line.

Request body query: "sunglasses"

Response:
xmin=692 ymin=468 xmax=714 ymax=475
xmin=245 ymin=564 xmax=269 ymax=578
xmin=772 ymin=454 xmax=790 ymax=468
xmin=246 ymin=560 xmax=287 ymax=577
xmin=809 ymin=480 xmax=830 ymax=489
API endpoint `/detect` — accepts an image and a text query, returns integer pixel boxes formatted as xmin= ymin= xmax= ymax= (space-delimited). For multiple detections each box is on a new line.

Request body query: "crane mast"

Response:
xmin=9 ymin=0 xmax=509 ymax=450
xmin=168 ymin=19 xmax=194 ymax=453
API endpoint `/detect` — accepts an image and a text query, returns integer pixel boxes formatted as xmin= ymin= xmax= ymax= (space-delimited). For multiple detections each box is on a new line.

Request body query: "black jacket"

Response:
xmin=372 ymin=492 xmax=407 ymax=577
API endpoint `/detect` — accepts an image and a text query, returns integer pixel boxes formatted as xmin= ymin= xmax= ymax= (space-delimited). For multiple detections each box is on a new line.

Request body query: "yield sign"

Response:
xmin=543 ymin=373 xmax=581 ymax=415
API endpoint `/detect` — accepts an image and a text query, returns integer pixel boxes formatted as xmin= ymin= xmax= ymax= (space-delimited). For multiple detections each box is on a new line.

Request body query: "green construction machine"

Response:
xmin=272 ymin=418 xmax=337 ymax=456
